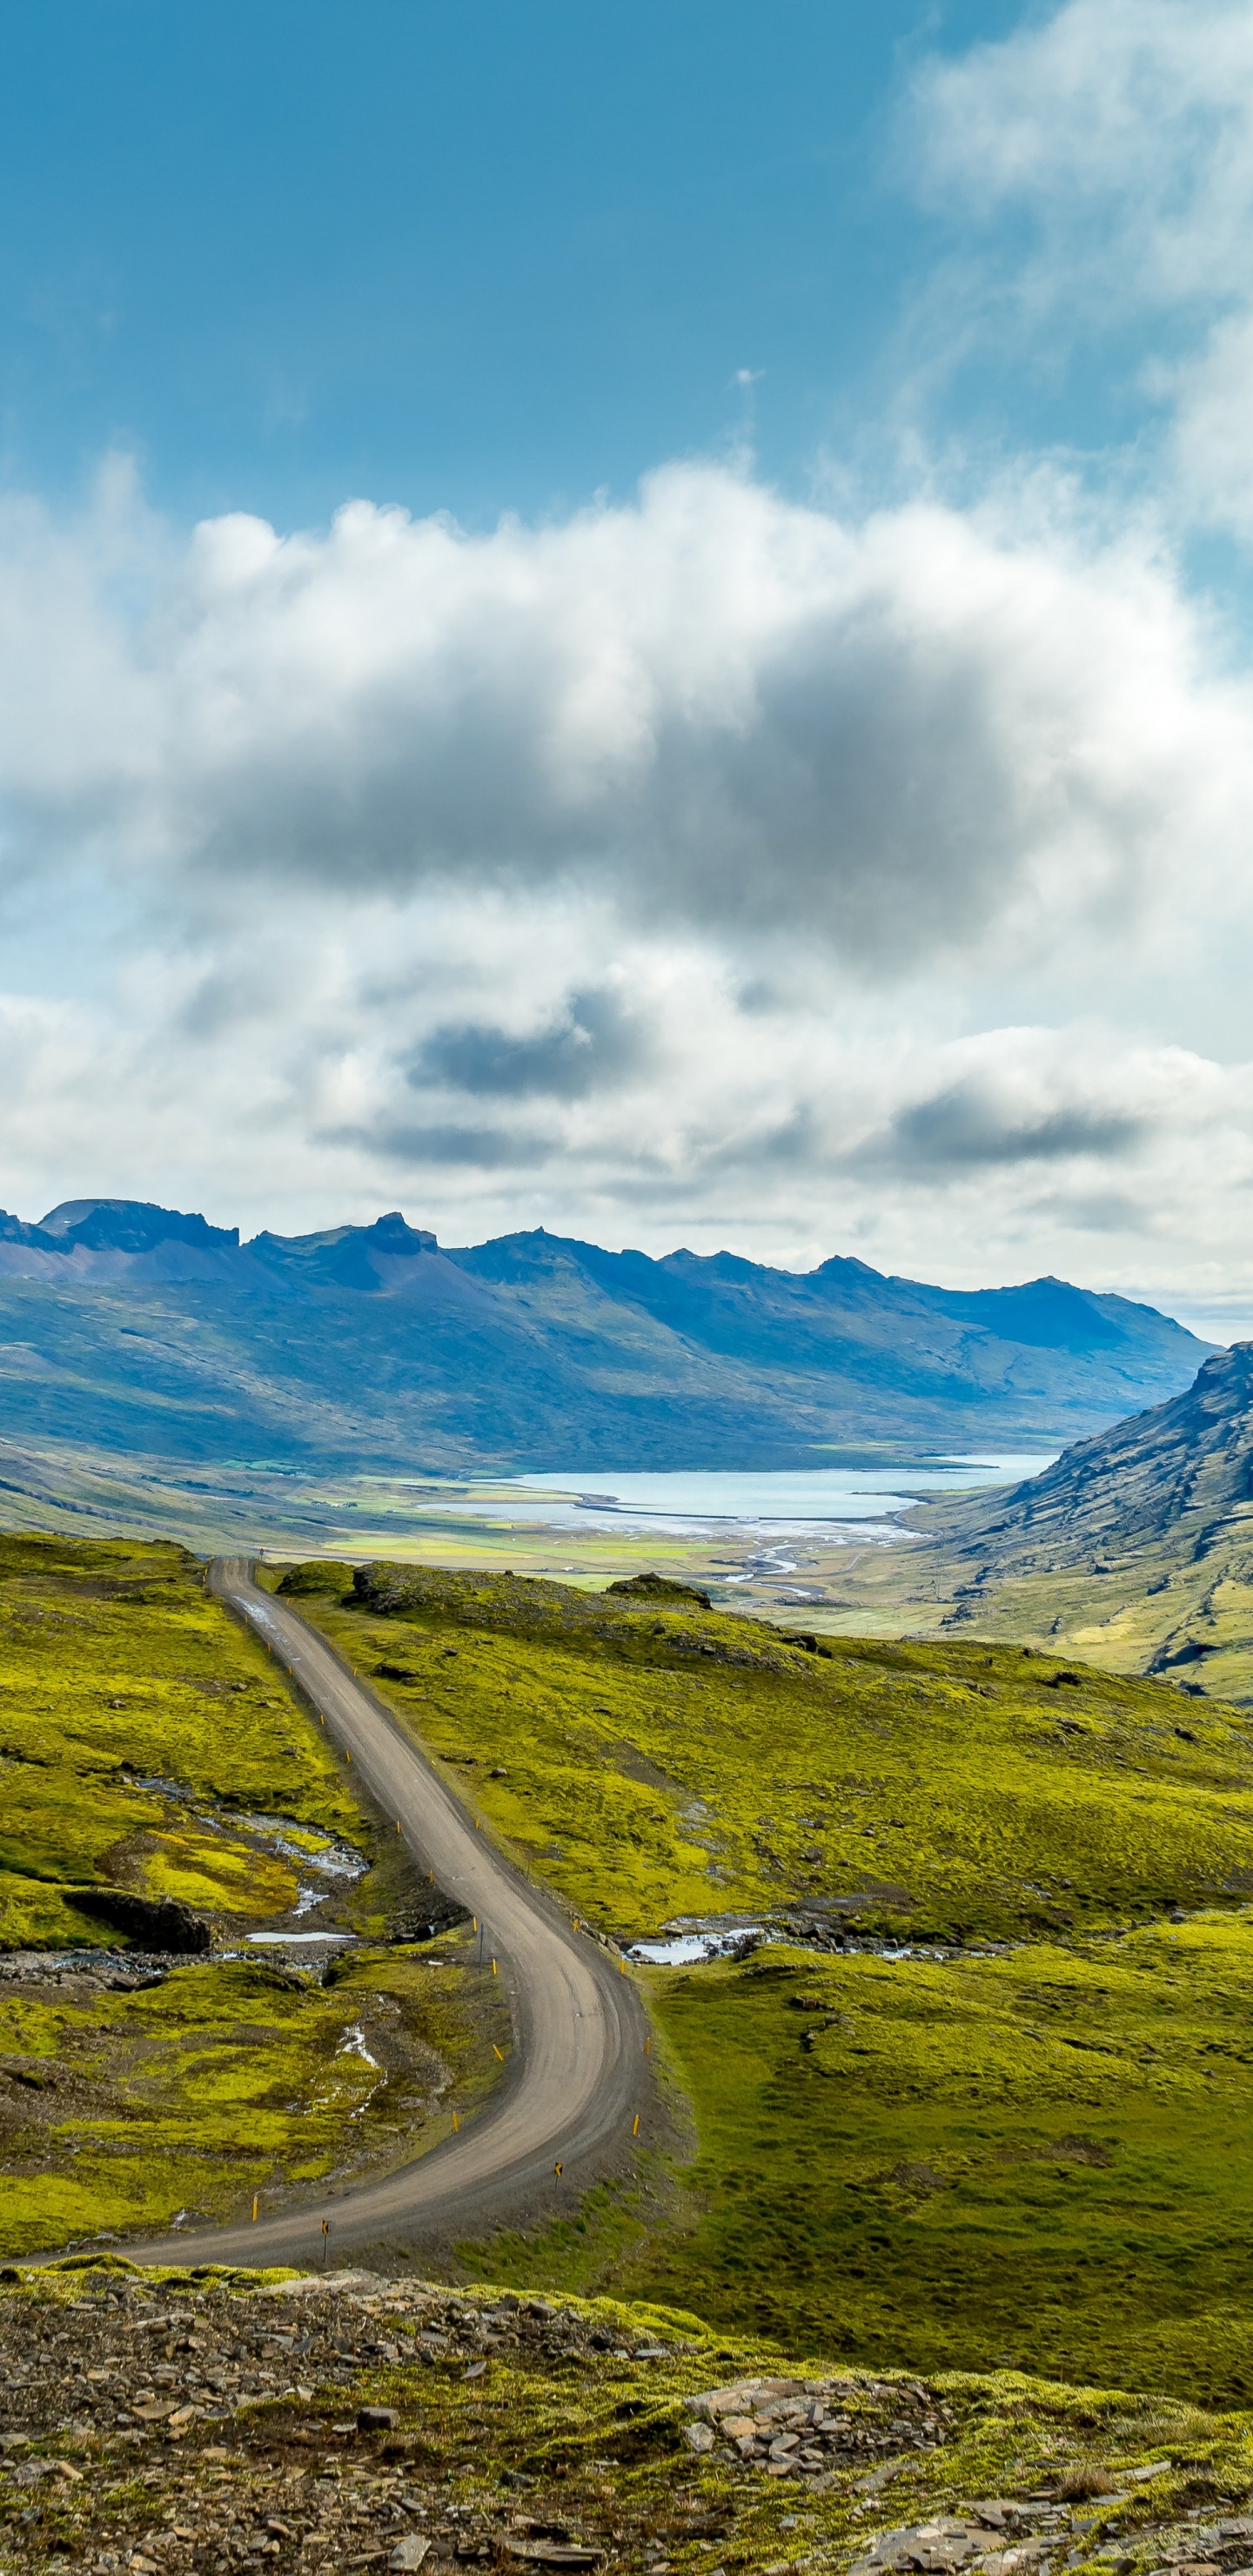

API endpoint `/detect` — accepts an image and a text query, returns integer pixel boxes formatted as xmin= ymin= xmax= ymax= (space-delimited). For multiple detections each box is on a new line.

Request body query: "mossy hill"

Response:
xmin=828 ymin=1344 xmax=1253 ymax=1702
xmin=3 ymin=2261 xmax=1252 ymax=2576
xmin=287 ymin=1560 xmax=1253 ymax=1948
xmin=0 ymin=1533 xmax=504 ymax=2256
xmin=285 ymin=1558 xmax=1253 ymax=2402
xmin=11 ymin=1533 xmax=1253 ymax=2412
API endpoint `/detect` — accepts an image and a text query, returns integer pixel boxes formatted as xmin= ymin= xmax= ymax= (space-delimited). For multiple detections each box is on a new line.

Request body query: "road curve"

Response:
xmin=122 ymin=1557 xmax=649 ymax=2272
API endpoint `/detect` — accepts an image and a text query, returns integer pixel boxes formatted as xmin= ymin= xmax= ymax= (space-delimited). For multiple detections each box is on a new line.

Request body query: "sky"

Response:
xmin=3 ymin=0 xmax=1253 ymax=1338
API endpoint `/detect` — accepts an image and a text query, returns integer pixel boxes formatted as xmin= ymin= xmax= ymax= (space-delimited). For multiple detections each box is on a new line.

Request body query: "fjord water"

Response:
xmin=428 ymin=1454 xmax=1055 ymax=1536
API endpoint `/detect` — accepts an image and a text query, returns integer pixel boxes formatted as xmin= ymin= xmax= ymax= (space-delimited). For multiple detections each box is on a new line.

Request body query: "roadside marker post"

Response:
xmin=632 ymin=2114 xmax=640 ymax=2137
xmin=452 ymin=2111 xmax=459 ymax=2132
xmin=492 ymin=1957 xmax=497 ymax=1975
xmin=553 ymin=2161 xmax=563 ymax=2181
xmin=251 ymin=2196 xmax=258 ymax=2223
xmin=492 ymin=2043 xmax=505 ymax=2061
xmin=321 ymin=2219 xmax=332 ymax=2268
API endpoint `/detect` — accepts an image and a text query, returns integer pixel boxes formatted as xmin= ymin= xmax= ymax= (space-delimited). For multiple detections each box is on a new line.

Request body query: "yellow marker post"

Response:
xmin=553 ymin=2161 xmax=563 ymax=2180
xmin=492 ymin=2043 xmax=505 ymax=2061
xmin=645 ymin=2036 xmax=652 ymax=2055
xmin=397 ymin=1820 xmax=402 ymax=1833
xmin=632 ymin=2114 xmax=640 ymax=2137
xmin=452 ymin=2111 xmax=460 ymax=2132
xmin=492 ymin=1958 xmax=497 ymax=1975
xmin=251 ymin=2196 xmax=258 ymax=2222
xmin=472 ymin=1917 xmax=477 ymax=1933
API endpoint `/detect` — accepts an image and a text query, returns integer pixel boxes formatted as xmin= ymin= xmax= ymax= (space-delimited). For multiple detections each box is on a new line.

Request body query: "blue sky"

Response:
xmin=3 ymin=0 xmax=1253 ymax=1339
xmin=2 ymin=1 xmax=1021 ymax=526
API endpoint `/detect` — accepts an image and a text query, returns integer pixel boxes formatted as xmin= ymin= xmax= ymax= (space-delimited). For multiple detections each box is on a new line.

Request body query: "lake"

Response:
xmin=412 ymin=1454 xmax=1055 ymax=1539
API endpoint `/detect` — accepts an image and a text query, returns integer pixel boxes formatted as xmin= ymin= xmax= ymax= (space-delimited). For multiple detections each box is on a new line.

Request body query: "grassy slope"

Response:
xmin=289 ymin=1565 xmax=1253 ymax=1946
xmin=620 ymin=1922 xmax=1253 ymax=2405
xmin=0 ymin=1529 xmax=360 ymax=1948
xmin=0 ymin=1533 xmax=506 ymax=2257
xmin=288 ymin=1563 xmax=1253 ymax=2403
xmin=810 ymin=1348 xmax=1253 ymax=1701
xmin=811 ymin=1515 xmax=1253 ymax=1706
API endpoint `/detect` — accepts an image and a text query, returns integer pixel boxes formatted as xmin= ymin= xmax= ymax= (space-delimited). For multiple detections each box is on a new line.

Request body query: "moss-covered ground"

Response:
xmin=286 ymin=1564 xmax=1253 ymax=1947
xmin=0 ymin=1530 xmax=363 ymax=1949
xmin=3 ymin=2264 xmax=1253 ymax=2576
xmin=0 ymin=1533 xmax=505 ymax=2255
xmin=620 ymin=1922 xmax=1253 ymax=2405
xmin=284 ymin=1562 xmax=1253 ymax=2405
xmin=0 ymin=1938 xmax=510 ymax=2258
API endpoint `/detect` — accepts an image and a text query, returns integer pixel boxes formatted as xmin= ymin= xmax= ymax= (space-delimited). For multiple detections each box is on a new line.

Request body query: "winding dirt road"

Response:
xmin=125 ymin=1558 xmax=649 ymax=2273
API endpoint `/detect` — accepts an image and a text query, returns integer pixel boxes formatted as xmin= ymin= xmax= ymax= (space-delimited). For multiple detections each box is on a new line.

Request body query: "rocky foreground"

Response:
xmin=0 ymin=2269 xmax=1250 ymax=2576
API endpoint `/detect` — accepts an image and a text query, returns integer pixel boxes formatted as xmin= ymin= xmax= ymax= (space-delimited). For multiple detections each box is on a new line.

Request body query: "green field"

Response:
xmin=0 ymin=1533 xmax=503 ymax=2255
xmin=285 ymin=1559 xmax=1253 ymax=2401
xmin=284 ymin=1561 xmax=1253 ymax=1946
xmin=620 ymin=1920 xmax=1253 ymax=2405
xmin=8 ymin=1534 xmax=1253 ymax=2401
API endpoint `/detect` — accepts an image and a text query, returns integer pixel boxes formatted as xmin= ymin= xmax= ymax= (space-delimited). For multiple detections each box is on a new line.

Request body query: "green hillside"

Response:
xmin=826 ymin=1343 xmax=1253 ymax=1701
xmin=7 ymin=1533 xmax=1253 ymax=2406
xmin=285 ymin=1560 xmax=1253 ymax=2401
xmin=0 ymin=1533 xmax=501 ymax=2256
xmin=289 ymin=1561 xmax=1253 ymax=1947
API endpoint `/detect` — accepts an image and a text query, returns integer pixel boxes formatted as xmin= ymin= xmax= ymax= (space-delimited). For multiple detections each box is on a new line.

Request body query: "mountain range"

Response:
xmin=847 ymin=1340 xmax=1253 ymax=1702
xmin=0 ymin=1195 xmax=1212 ymax=1472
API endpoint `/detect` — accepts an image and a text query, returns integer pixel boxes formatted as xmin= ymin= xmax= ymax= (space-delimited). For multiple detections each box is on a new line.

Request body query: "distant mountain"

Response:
xmin=0 ymin=1197 xmax=1214 ymax=1473
xmin=874 ymin=1343 xmax=1253 ymax=1701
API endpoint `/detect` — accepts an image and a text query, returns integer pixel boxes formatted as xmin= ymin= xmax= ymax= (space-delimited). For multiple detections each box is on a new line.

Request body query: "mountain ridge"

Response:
xmin=839 ymin=1340 xmax=1253 ymax=1701
xmin=0 ymin=1194 xmax=1214 ymax=1472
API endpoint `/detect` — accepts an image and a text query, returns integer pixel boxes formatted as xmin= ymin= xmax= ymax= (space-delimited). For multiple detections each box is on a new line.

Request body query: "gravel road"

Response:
xmin=122 ymin=1556 xmax=649 ymax=2272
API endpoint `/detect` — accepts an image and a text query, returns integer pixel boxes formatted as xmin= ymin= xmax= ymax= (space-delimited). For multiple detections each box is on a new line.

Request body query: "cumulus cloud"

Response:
xmin=0 ymin=460 xmax=1250 ymax=971
xmin=5 ymin=6 xmax=1253 ymax=1318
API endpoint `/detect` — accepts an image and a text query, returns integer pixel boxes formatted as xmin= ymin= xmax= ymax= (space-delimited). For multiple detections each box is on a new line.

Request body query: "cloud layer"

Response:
xmin=2 ymin=0 xmax=1253 ymax=1334
xmin=3 ymin=459 xmax=1249 ymax=973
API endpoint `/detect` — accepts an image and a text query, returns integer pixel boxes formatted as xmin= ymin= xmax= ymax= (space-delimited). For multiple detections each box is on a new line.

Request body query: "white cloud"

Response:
xmin=908 ymin=0 xmax=1253 ymax=302
xmin=0 ymin=446 xmax=1249 ymax=1311
xmin=6 ymin=10 xmax=1253 ymax=1314
xmin=1 ymin=458 xmax=1250 ymax=979
xmin=904 ymin=0 xmax=1253 ymax=541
